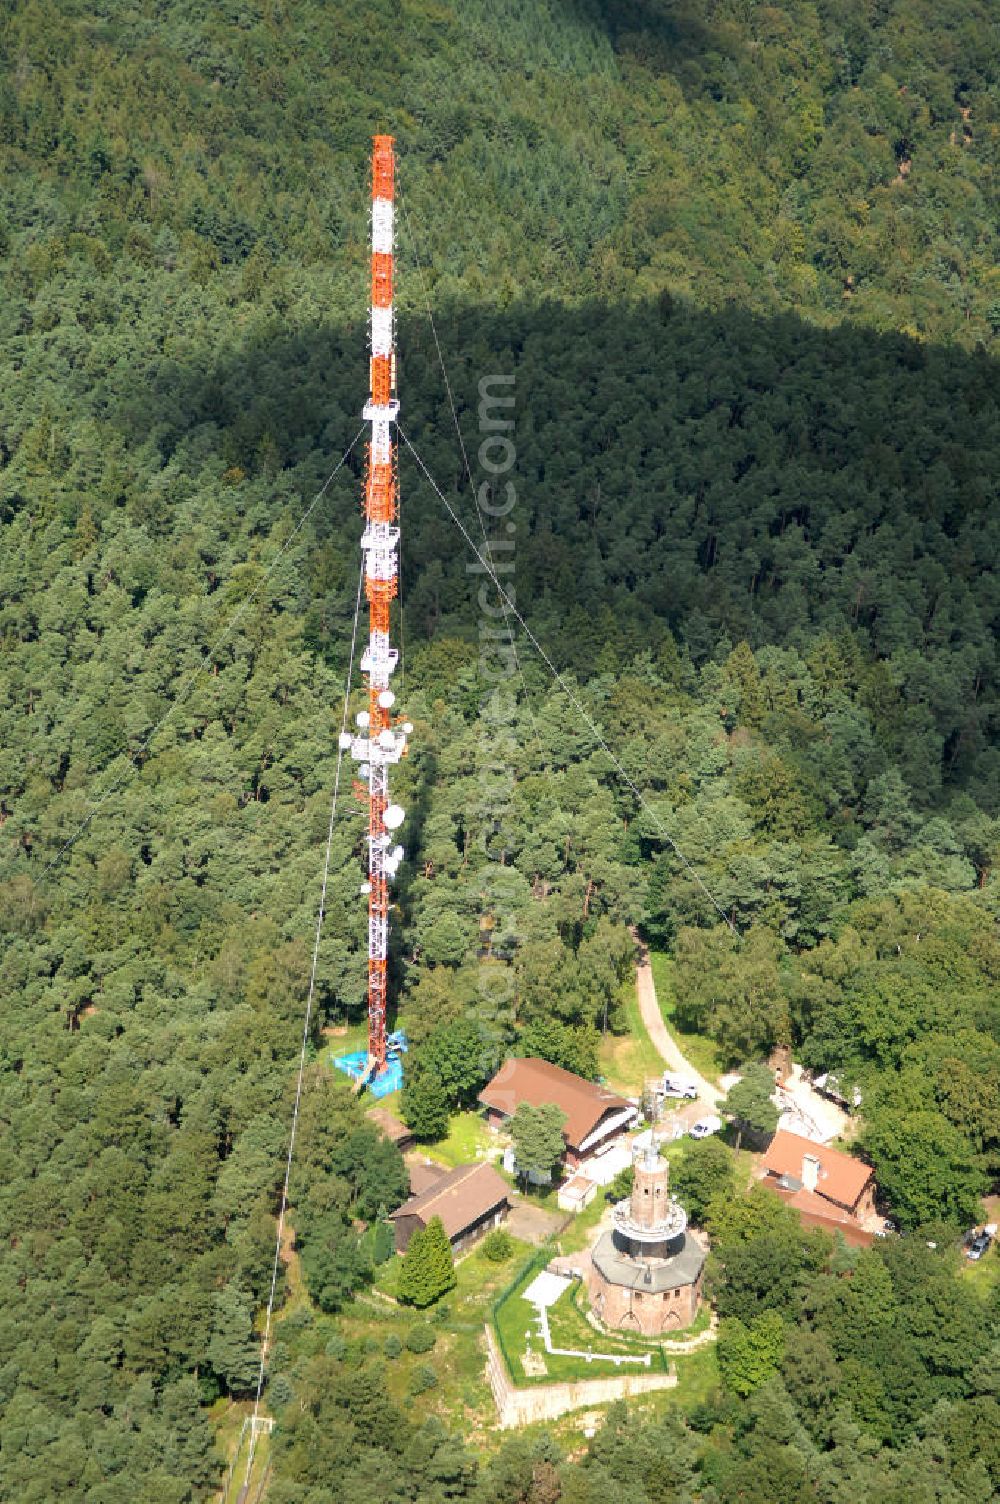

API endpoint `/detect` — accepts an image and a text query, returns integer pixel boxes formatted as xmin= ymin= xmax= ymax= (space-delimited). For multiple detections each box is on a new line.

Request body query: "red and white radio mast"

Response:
xmin=339 ymin=135 xmax=411 ymax=1088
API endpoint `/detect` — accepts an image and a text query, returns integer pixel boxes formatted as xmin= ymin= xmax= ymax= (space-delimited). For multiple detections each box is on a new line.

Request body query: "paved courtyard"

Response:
xmin=776 ymin=1065 xmax=852 ymax=1144
xmin=576 ymin=1141 xmax=632 ymax=1185
xmin=522 ymin=1269 xmax=573 ymax=1308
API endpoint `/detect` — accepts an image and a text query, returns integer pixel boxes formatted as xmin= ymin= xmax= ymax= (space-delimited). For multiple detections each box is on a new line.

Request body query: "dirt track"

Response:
xmin=634 ymin=947 xmax=721 ymax=1109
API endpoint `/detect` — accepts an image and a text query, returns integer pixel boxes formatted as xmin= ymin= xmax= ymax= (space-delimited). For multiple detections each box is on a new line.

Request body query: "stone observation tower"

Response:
xmin=586 ymin=1138 xmax=706 ymax=1336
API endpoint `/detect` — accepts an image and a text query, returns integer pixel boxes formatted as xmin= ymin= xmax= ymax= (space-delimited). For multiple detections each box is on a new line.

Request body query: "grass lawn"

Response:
xmin=323 ymin=1020 xmax=368 ymax=1056
xmin=213 ymin=1401 xmax=270 ymax=1504
xmin=331 ymin=1235 xmax=535 ymax=1449
xmin=961 ymin=1243 xmax=1000 ymax=1298
xmin=422 ymin=1108 xmax=495 ymax=1167
xmin=548 ymin=1284 xmax=670 ymax=1363
xmin=649 ymin=951 xmax=723 ymax=1084
xmin=662 ymin=1343 xmax=720 ymax=1409
xmin=493 ymin=1259 xmax=683 ymax=1383
xmin=556 ymin=1277 xmax=710 ymax=1350
xmin=373 ymin=1253 xmax=404 ymax=1298
xmin=556 ymin=1188 xmax=612 ymax=1255
xmin=261 ymin=1025 xmax=727 ymax=1468
xmin=281 ymin=1024 xmax=725 ymax=1453
xmin=599 ymin=981 xmax=665 ymax=1097
xmin=273 ymin=1233 xmax=721 ymax=1466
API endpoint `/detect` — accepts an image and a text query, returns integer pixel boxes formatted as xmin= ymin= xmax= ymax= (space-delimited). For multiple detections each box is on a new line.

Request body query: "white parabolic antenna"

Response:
xmin=383 ymin=804 xmax=405 ymax=830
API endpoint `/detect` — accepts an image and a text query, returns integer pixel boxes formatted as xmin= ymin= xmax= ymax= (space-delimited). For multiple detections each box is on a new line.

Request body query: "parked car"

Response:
xmin=966 ymin=1229 xmax=994 ymax=1261
xmin=662 ymin=1073 xmax=699 ymax=1099
xmin=689 ymin=1115 xmax=722 ymax=1140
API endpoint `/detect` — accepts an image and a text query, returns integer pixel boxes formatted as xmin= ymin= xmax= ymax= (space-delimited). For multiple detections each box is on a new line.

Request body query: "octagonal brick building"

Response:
xmin=586 ymin=1139 xmax=706 ymax=1336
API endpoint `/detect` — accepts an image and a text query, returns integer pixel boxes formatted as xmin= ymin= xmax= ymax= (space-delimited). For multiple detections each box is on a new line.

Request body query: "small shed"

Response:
xmin=557 ymin=1173 xmax=597 ymax=1214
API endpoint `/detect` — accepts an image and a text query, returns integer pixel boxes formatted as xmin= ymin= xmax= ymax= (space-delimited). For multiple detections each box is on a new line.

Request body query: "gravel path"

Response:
xmin=635 ymin=945 xmax=722 ymax=1109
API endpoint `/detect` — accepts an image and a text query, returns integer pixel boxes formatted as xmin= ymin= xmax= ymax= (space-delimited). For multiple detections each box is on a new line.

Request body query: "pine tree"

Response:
xmin=206 ymin=1283 xmax=260 ymax=1395
xmin=397 ymin=1216 xmax=456 ymax=1308
xmin=372 ymin=1216 xmax=395 ymax=1266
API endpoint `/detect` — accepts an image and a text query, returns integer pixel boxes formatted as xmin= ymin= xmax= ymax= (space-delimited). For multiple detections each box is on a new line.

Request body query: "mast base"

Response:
xmin=332 ymin=1049 xmax=405 ymax=1099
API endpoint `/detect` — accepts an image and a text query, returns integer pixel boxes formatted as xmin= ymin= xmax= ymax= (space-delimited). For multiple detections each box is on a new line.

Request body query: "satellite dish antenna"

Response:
xmin=356 ymin=710 xmax=370 ymax=728
xmin=378 ymin=690 xmax=395 ymax=708
xmin=383 ymin=804 xmax=405 ymax=830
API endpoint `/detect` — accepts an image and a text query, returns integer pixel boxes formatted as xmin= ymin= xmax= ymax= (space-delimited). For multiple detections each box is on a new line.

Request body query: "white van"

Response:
xmin=662 ymin=1073 xmax=699 ymax=1099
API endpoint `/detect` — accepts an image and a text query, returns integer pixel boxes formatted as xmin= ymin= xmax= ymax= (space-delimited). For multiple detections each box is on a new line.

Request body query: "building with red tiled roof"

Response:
xmin=390 ymin=1161 xmax=510 ymax=1253
xmin=479 ymin=1057 xmax=638 ymax=1167
xmin=758 ymin=1128 xmax=880 ymax=1247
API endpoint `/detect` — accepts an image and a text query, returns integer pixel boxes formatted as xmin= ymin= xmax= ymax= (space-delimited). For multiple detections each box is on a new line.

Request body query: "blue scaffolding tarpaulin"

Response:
xmin=332 ymin=1030 xmax=407 ymax=1098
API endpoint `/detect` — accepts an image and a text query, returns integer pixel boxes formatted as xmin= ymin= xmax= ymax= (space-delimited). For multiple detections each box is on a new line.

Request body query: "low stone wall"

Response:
xmin=484 ymin=1325 xmax=677 ymax=1429
xmin=583 ymin=1303 xmax=719 ymax=1353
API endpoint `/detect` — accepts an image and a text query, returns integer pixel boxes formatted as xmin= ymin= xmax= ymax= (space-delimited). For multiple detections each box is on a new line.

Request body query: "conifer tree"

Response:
xmin=397 ymin=1216 xmax=456 ymax=1308
xmin=372 ymin=1217 xmax=395 ymax=1267
xmin=206 ymin=1283 xmax=260 ymax=1395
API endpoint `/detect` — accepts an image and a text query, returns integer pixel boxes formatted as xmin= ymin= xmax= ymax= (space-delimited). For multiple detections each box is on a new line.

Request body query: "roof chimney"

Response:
xmin=802 ymin=1153 xmax=820 ymax=1193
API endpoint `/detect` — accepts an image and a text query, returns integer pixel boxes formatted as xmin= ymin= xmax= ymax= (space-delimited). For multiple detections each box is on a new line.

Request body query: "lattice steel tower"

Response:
xmin=339 ymin=135 xmax=411 ymax=1085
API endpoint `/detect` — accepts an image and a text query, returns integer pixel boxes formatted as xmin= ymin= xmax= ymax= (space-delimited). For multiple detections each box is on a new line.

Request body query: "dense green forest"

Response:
xmin=1 ymin=0 xmax=999 ymax=1499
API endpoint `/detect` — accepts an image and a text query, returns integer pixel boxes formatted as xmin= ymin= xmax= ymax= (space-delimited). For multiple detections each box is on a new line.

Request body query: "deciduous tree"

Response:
xmin=401 ymin=1069 xmax=452 ymax=1143
xmin=672 ymin=1137 xmax=737 ymax=1224
xmin=509 ymin=1103 xmax=567 ymax=1187
xmin=718 ymin=1312 xmax=787 ymax=1397
xmin=724 ymin=1063 xmax=780 ymax=1150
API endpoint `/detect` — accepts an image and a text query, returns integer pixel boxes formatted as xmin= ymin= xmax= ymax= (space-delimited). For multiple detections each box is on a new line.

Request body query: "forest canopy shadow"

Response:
xmin=99 ymin=291 xmax=1000 ymax=807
